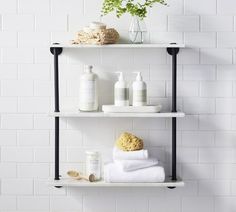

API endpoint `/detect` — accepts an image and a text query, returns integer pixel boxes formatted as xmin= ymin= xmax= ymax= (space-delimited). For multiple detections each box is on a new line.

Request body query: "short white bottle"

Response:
xmin=114 ymin=72 xmax=129 ymax=106
xmin=86 ymin=151 xmax=101 ymax=181
xmin=79 ymin=65 xmax=98 ymax=111
xmin=132 ymin=72 xmax=147 ymax=106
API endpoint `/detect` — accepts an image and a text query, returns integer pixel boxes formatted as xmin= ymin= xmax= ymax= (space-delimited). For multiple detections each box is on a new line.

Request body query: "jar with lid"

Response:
xmin=86 ymin=151 xmax=101 ymax=180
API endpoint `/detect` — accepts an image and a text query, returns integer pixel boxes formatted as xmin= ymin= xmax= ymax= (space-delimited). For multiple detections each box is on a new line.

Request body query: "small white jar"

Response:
xmin=86 ymin=151 xmax=101 ymax=180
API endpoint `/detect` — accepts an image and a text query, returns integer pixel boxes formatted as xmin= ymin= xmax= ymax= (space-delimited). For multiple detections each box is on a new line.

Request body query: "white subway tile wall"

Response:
xmin=0 ymin=0 xmax=235 ymax=211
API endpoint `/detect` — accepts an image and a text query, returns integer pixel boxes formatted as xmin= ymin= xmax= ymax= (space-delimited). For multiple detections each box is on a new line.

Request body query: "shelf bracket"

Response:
xmin=50 ymin=43 xmax=63 ymax=185
xmin=166 ymin=45 xmax=180 ymax=187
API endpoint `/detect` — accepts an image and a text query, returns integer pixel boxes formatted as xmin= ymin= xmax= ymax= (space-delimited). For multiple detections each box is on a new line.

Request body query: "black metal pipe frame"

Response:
xmin=167 ymin=47 xmax=179 ymax=182
xmin=50 ymin=45 xmax=63 ymax=181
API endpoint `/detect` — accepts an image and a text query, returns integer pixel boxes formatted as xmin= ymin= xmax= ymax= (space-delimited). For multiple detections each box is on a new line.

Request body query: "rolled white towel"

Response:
xmin=104 ymin=163 xmax=165 ymax=183
xmin=113 ymin=147 xmax=148 ymax=160
xmin=114 ymin=158 xmax=158 ymax=172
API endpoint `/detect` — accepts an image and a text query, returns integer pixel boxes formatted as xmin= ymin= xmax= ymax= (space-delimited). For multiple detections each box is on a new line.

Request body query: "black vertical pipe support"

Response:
xmin=167 ymin=45 xmax=179 ymax=182
xmin=50 ymin=44 xmax=63 ymax=181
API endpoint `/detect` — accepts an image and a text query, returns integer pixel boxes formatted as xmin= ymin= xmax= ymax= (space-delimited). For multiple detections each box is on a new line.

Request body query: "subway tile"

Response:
xmin=17 ymin=163 xmax=50 ymax=178
xmin=185 ymin=0 xmax=216 ymax=14
xmin=50 ymin=196 xmax=82 ymax=211
xmin=217 ymin=32 xmax=236 ymax=47
xmin=185 ymin=32 xmax=216 ymax=47
xmin=0 ymin=197 xmax=17 ymax=211
xmin=215 ymin=197 xmax=236 ymax=212
xmin=2 ymin=14 xmax=34 ymax=31
xmin=217 ymin=65 xmax=236 ymax=80
xmin=217 ymin=0 xmax=236 ymax=14
xmin=1 ymin=179 xmax=33 ymax=195
xmin=198 ymin=180 xmax=230 ymax=195
xmin=36 ymin=15 xmax=67 ymax=31
xmin=149 ymin=197 xmax=181 ymax=212
xmin=0 ymin=64 xmax=17 ymax=79
xmin=83 ymin=195 xmax=115 ymax=212
xmin=183 ymin=97 xmax=215 ymax=114
xmin=0 ymin=163 xmax=17 ymax=178
xmin=199 ymin=148 xmax=234 ymax=163
xmin=1 ymin=147 xmax=33 ymax=162
xmin=200 ymin=49 xmax=233 ymax=64
xmin=2 ymin=48 xmax=34 ymax=64
xmin=18 ymin=32 xmax=50 ymax=47
xmin=168 ymin=15 xmax=199 ymax=32
xmin=0 ymin=32 xmax=17 ymax=47
xmin=0 ymin=0 xmax=17 ymax=13
xmin=200 ymin=81 xmax=232 ymax=97
xmin=199 ymin=115 xmax=231 ymax=130
xmin=51 ymin=0 xmax=83 ymax=14
xmin=182 ymin=197 xmax=214 ymax=212
xmin=18 ymin=130 xmax=49 ymax=146
xmin=17 ymin=196 xmax=49 ymax=211
xmin=215 ymin=131 xmax=236 ymax=147
xmin=1 ymin=114 xmax=33 ymax=129
xmin=1 ymin=80 xmax=33 ymax=96
xmin=182 ymin=131 xmax=214 ymax=147
xmin=201 ymin=16 xmax=233 ymax=31
xmin=0 ymin=97 xmax=18 ymax=113
xmin=0 ymin=130 xmax=17 ymax=146
xmin=18 ymin=97 xmax=51 ymax=113
xmin=182 ymin=164 xmax=214 ymax=179
xmin=18 ymin=64 xmax=50 ymax=80
xmin=215 ymin=164 xmax=236 ymax=179
xmin=18 ymin=0 xmax=50 ymax=14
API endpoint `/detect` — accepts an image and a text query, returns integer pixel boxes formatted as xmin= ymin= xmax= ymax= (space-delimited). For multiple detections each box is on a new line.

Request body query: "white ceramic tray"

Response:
xmin=102 ymin=105 xmax=162 ymax=113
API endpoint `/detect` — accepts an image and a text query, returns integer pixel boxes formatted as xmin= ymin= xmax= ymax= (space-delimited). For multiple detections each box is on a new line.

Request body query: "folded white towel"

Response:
xmin=113 ymin=147 xmax=148 ymax=160
xmin=114 ymin=158 xmax=158 ymax=172
xmin=104 ymin=163 xmax=165 ymax=183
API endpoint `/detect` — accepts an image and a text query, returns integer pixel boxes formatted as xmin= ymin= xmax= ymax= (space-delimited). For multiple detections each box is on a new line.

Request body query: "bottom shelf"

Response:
xmin=48 ymin=177 xmax=184 ymax=188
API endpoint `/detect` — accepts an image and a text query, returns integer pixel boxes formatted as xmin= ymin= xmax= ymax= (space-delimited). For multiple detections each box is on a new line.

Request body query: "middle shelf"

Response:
xmin=50 ymin=111 xmax=185 ymax=118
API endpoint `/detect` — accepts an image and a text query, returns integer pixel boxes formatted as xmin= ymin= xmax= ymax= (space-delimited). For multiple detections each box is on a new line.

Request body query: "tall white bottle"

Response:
xmin=114 ymin=72 xmax=129 ymax=106
xmin=132 ymin=72 xmax=147 ymax=106
xmin=79 ymin=65 xmax=98 ymax=111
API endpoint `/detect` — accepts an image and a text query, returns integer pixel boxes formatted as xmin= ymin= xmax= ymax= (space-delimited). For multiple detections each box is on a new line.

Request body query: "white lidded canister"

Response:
xmin=86 ymin=151 xmax=101 ymax=180
xmin=79 ymin=65 xmax=98 ymax=111
xmin=132 ymin=72 xmax=147 ymax=106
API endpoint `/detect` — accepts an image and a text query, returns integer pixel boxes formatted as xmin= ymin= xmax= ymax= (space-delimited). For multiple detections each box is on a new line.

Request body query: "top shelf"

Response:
xmin=50 ymin=43 xmax=185 ymax=48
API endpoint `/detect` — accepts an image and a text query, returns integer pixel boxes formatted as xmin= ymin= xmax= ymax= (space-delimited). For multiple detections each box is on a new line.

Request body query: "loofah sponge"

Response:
xmin=116 ymin=132 xmax=143 ymax=151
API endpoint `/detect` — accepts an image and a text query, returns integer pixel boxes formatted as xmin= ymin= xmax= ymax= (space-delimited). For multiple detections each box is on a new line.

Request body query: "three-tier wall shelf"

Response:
xmin=49 ymin=43 xmax=185 ymax=189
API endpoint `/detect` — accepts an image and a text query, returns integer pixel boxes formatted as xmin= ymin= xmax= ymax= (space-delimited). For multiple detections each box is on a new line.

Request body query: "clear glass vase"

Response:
xmin=129 ymin=16 xmax=147 ymax=44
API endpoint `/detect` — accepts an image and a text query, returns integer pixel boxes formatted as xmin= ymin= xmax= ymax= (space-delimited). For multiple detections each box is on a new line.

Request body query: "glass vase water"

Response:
xmin=129 ymin=16 xmax=147 ymax=44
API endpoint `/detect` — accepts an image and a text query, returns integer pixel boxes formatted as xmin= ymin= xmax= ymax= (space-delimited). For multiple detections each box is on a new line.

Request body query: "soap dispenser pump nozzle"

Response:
xmin=115 ymin=72 xmax=124 ymax=81
xmin=133 ymin=72 xmax=143 ymax=81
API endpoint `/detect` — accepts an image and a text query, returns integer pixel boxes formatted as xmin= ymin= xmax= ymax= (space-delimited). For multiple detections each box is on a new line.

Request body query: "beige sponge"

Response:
xmin=116 ymin=132 xmax=143 ymax=151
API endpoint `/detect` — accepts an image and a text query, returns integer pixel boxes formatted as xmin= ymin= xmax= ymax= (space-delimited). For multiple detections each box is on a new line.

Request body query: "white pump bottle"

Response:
xmin=114 ymin=72 xmax=129 ymax=106
xmin=132 ymin=72 xmax=147 ymax=106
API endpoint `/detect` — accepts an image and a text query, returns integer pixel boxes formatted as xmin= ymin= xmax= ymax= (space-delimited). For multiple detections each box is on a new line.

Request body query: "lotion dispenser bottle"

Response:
xmin=79 ymin=65 xmax=98 ymax=111
xmin=132 ymin=72 xmax=147 ymax=106
xmin=114 ymin=72 xmax=129 ymax=106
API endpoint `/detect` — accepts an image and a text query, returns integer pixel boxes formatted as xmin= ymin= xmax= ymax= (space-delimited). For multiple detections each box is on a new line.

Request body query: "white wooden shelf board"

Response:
xmin=50 ymin=43 xmax=185 ymax=48
xmin=50 ymin=111 xmax=185 ymax=118
xmin=48 ymin=178 xmax=184 ymax=187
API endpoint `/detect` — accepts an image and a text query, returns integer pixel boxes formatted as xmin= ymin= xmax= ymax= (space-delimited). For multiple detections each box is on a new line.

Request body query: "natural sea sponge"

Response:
xmin=116 ymin=132 xmax=143 ymax=151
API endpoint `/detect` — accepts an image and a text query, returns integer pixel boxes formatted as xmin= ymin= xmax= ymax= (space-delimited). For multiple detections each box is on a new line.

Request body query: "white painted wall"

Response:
xmin=1 ymin=0 xmax=236 ymax=211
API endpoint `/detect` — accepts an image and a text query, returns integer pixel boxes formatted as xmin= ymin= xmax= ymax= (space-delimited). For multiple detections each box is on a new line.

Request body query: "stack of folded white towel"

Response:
xmin=104 ymin=147 xmax=165 ymax=183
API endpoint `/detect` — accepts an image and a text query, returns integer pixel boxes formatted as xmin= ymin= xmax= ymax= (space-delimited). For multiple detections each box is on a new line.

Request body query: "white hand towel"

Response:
xmin=104 ymin=163 xmax=165 ymax=183
xmin=114 ymin=158 xmax=158 ymax=172
xmin=113 ymin=147 xmax=148 ymax=160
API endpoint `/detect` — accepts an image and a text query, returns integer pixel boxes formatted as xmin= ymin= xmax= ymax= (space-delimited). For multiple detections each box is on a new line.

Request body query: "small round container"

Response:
xmin=86 ymin=151 xmax=101 ymax=180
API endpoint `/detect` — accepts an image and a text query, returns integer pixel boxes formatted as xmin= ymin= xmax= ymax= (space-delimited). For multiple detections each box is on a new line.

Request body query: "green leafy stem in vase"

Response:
xmin=101 ymin=0 xmax=168 ymax=19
